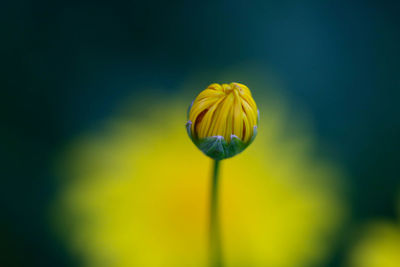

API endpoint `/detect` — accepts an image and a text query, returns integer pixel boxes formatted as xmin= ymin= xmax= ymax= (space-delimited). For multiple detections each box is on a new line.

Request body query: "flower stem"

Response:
xmin=210 ymin=159 xmax=223 ymax=267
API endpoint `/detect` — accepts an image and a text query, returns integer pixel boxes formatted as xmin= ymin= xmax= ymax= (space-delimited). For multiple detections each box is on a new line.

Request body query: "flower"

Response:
xmin=186 ymin=82 xmax=259 ymax=160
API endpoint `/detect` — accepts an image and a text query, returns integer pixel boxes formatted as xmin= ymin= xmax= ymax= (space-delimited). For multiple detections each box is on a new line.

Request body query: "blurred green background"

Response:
xmin=2 ymin=0 xmax=399 ymax=266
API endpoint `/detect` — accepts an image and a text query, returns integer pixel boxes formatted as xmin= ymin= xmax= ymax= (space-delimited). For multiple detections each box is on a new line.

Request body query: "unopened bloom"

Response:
xmin=186 ymin=82 xmax=259 ymax=160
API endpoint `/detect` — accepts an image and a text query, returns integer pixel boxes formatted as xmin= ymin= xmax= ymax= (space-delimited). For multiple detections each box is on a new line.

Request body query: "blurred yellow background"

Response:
xmin=55 ymin=96 xmax=346 ymax=267
xmin=348 ymin=197 xmax=400 ymax=267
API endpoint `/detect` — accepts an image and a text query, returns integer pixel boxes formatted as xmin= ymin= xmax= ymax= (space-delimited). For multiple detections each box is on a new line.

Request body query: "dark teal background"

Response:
xmin=2 ymin=0 xmax=399 ymax=266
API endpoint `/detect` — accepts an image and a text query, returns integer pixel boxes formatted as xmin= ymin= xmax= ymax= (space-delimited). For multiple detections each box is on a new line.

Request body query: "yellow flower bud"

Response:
xmin=186 ymin=82 xmax=259 ymax=159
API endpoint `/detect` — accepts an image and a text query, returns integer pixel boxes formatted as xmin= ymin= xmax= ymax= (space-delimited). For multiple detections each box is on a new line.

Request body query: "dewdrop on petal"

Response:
xmin=186 ymin=82 xmax=259 ymax=160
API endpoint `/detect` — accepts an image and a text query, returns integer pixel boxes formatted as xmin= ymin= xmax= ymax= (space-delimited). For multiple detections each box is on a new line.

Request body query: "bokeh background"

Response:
xmin=2 ymin=0 xmax=400 ymax=266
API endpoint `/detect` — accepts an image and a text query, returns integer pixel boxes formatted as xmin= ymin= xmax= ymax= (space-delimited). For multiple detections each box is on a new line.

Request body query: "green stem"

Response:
xmin=210 ymin=159 xmax=222 ymax=267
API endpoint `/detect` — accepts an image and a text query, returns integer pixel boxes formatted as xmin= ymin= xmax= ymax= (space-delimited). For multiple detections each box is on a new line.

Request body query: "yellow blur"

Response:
xmin=348 ymin=197 xmax=400 ymax=267
xmin=55 ymin=97 xmax=345 ymax=267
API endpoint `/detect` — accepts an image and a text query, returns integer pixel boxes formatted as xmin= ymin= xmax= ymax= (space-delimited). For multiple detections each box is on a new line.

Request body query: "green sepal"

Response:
xmin=185 ymin=119 xmax=258 ymax=160
xmin=228 ymin=135 xmax=248 ymax=157
xmin=196 ymin=135 xmax=250 ymax=160
xmin=185 ymin=120 xmax=195 ymax=143
xmin=198 ymin=136 xmax=229 ymax=160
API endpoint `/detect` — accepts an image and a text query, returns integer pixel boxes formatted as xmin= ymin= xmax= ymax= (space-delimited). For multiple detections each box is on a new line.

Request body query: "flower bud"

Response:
xmin=186 ymin=82 xmax=259 ymax=160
